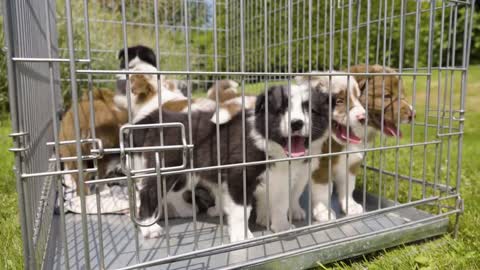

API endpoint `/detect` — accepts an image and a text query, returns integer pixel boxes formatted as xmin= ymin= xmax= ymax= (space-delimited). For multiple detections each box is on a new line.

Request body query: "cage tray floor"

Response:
xmin=48 ymin=192 xmax=448 ymax=270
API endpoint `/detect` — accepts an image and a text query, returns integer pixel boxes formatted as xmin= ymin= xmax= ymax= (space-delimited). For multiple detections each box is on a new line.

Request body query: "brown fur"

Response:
xmin=59 ymin=88 xmax=128 ymax=194
xmin=130 ymin=74 xmax=158 ymax=105
xmin=162 ymin=99 xmax=189 ymax=112
xmin=334 ymin=88 xmax=358 ymax=117
xmin=164 ymin=80 xmax=177 ymax=92
xmin=312 ymin=141 xmax=343 ymax=184
xmin=349 ymin=64 xmax=413 ymax=131
xmin=311 ymin=64 xmax=413 ymax=186
xmin=207 ymin=80 xmax=240 ymax=103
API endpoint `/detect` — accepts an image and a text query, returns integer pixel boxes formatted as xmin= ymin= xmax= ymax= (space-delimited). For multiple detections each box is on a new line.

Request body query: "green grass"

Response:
xmin=320 ymin=67 xmax=480 ymax=270
xmin=0 ymin=117 xmax=23 ymax=270
xmin=1 ymin=68 xmax=480 ymax=269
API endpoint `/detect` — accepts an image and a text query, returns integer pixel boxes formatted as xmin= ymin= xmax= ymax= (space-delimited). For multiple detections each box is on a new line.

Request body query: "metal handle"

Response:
xmin=46 ymin=138 xmax=104 ymax=161
xmin=119 ymin=122 xmax=191 ymax=176
xmin=128 ymin=153 xmax=164 ymax=227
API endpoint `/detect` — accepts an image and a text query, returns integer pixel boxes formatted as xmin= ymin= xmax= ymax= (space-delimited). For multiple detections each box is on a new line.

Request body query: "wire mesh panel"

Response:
xmin=3 ymin=0 xmax=475 ymax=269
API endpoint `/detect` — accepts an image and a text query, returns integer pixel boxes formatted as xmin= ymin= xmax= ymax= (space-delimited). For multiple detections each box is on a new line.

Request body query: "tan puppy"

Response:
xmin=206 ymin=79 xmax=240 ymax=102
xmin=59 ymin=88 xmax=128 ymax=194
xmin=310 ymin=64 xmax=414 ymax=221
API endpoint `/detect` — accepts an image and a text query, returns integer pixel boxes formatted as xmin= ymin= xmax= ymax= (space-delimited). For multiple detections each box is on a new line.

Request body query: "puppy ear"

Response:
xmin=294 ymin=75 xmax=306 ymax=84
xmin=130 ymin=74 xmax=150 ymax=95
xmin=255 ymin=91 xmax=266 ymax=114
xmin=118 ymin=48 xmax=125 ymax=60
xmin=356 ymin=77 xmax=368 ymax=94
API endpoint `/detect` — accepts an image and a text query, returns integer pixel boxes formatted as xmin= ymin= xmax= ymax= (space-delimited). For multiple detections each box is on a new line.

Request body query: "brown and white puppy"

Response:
xmin=116 ymin=45 xmax=187 ymax=97
xmin=309 ymin=64 xmax=414 ymax=221
xmin=351 ymin=64 xmax=414 ymax=137
xmin=59 ymin=88 xmax=128 ymax=194
xmin=206 ymin=79 xmax=240 ymax=102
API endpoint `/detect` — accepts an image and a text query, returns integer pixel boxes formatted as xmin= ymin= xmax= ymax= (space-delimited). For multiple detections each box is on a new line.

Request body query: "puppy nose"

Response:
xmin=356 ymin=113 xmax=366 ymax=125
xmin=408 ymin=110 xmax=416 ymax=122
xmin=291 ymin=119 xmax=304 ymax=131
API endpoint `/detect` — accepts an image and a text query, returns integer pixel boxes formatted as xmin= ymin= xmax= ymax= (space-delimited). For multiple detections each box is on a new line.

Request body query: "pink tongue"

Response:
xmin=383 ymin=122 xmax=403 ymax=137
xmin=336 ymin=125 xmax=362 ymax=144
xmin=284 ymin=136 xmax=306 ymax=157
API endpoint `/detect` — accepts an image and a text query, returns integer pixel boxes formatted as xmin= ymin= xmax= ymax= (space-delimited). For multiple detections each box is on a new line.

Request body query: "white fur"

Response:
xmin=311 ymin=182 xmax=336 ymax=222
xmin=254 ymin=158 xmax=319 ymax=231
xmin=114 ymin=63 xmax=187 ymax=123
xmin=222 ymin=183 xmax=254 ymax=242
xmin=139 ymin=216 xmax=164 ymax=239
xmin=210 ymin=96 xmax=257 ymax=125
xmin=297 ymin=73 xmax=368 ymax=221
xmin=164 ymin=187 xmax=198 ymax=218
xmin=206 ymin=79 xmax=239 ymax=98
xmin=252 ymin=85 xmax=329 ymax=232
xmin=210 ymin=107 xmax=232 ymax=125
xmin=279 ymin=84 xmax=311 ymax=138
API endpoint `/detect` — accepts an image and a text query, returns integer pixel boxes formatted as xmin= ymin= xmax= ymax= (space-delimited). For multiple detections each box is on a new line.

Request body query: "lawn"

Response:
xmin=1 ymin=67 xmax=479 ymax=269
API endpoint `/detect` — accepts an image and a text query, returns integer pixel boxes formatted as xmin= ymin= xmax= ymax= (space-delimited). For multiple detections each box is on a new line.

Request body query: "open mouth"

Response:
xmin=333 ymin=121 xmax=362 ymax=144
xmin=369 ymin=113 xmax=403 ymax=138
xmin=283 ymin=136 xmax=307 ymax=157
xmin=382 ymin=120 xmax=402 ymax=137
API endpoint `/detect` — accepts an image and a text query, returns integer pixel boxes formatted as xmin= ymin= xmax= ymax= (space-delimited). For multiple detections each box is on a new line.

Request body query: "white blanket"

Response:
xmin=62 ymin=175 xmax=136 ymax=214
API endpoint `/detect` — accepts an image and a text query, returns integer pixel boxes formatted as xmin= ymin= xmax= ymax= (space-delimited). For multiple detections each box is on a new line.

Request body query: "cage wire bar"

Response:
xmin=2 ymin=0 xmax=475 ymax=269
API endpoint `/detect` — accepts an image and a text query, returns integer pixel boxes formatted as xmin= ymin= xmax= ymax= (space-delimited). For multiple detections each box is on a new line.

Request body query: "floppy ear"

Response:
xmin=356 ymin=77 xmax=368 ymax=94
xmin=255 ymin=91 xmax=266 ymax=114
xmin=118 ymin=48 xmax=125 ymax=60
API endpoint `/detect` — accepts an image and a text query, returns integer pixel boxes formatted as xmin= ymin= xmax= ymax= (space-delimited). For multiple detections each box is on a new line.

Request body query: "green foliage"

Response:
xmin=0 ymin=118 xmax=23 ymax=270
xmin=234 ymin=1 xmax=479 ymax=73
xmin=0 ymin=18 xmax=9 ymax=115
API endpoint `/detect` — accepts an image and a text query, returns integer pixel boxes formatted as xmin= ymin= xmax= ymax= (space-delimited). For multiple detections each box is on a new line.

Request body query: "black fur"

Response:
xmin=118 ymin=45 xmax=156 ymax=69
xmin=254 ymin=85 xmax=334 ymax=152
xmin=116 ymin=45 xmax=157 ymax=95
xmin=135 ymin=85 xmax=335 ymax=224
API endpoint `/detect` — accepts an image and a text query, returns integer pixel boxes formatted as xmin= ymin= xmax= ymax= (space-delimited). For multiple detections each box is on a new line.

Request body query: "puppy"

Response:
xmin=114 ymin=62 xmax=187 ymax=123
xmin=307 ymin=65 xmax=414 ymax=221
xmin=133 ymin=84 xmax=334 ymax=241
xmin=206 ymin=79 xmax=240 ymax=102
xmin=59 ymin=88 xmax=128 ymax=194
xmin=116 ymin=45 xmax=157 ymax=96
xmin=116 ymin=45 xmax=186 ymax=97
xmin=351 ymin=64 xmax=415 ymax=136
xmin=120 ymin=70 xmax=253 ymax=218
xmin=296 ymin=73 xmax=366 ymax=221
xmin=253 ymin=74 xmax=366 ymax=228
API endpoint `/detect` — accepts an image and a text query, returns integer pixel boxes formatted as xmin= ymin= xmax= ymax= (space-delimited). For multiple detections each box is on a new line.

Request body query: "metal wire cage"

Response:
xmin=3 ymin=0 xmax=475 ymax=269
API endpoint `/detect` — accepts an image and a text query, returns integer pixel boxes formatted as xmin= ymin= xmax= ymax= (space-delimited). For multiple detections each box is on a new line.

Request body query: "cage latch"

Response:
xmin=8 ymin=132 xmax=29 ymax=153
xmin=456 ymin=197 xmax=464 ymax=214
xmin=119 ymin=122 xmax=192 ymax=175
xmin=46 ymin=138 xmax=104 ymax=163
xmin=119 ymin=122 xmax=192 ymax=227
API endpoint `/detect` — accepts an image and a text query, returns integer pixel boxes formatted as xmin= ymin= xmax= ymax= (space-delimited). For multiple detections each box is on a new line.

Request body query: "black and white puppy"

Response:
xmin=116 ymin=45 xmax=157 ymax=95
xmin=117 ymin=45 xmax=187 ymax=96
xmin=133 ymin=84 xmax=334 ymax=242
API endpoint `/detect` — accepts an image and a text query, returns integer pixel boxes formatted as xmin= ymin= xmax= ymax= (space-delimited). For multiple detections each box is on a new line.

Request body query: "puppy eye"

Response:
xmin=336 ymin=98 xmax=344 ymax=104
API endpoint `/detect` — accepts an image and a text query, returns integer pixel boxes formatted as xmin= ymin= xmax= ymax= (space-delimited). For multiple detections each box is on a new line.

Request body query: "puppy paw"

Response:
xmin=342 ymin=201 xmax=364 ymax=216
xmin=229 ymin=229 xmax=254 ymax=243
xmin=270 ymin=220 xmax=295 ymax=233
xmin=313 ymin=204 xmax=336 ymax=222
xmin=207 ymin=206 xmax=221 ymax=217
xmin=140 ymin=223 xmax=163 ymax=239
xmin=255 ymin=212 xmax=269 ymax=227
xmin=289 ymin=204 xmax=306 ymax=221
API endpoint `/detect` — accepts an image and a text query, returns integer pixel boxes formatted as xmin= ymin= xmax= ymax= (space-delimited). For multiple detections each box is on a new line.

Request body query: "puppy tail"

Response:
xmin=210 ymin=107 xmax=234 ymax=125
xmin=114 ymin=95 xmax=128 ymax=110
